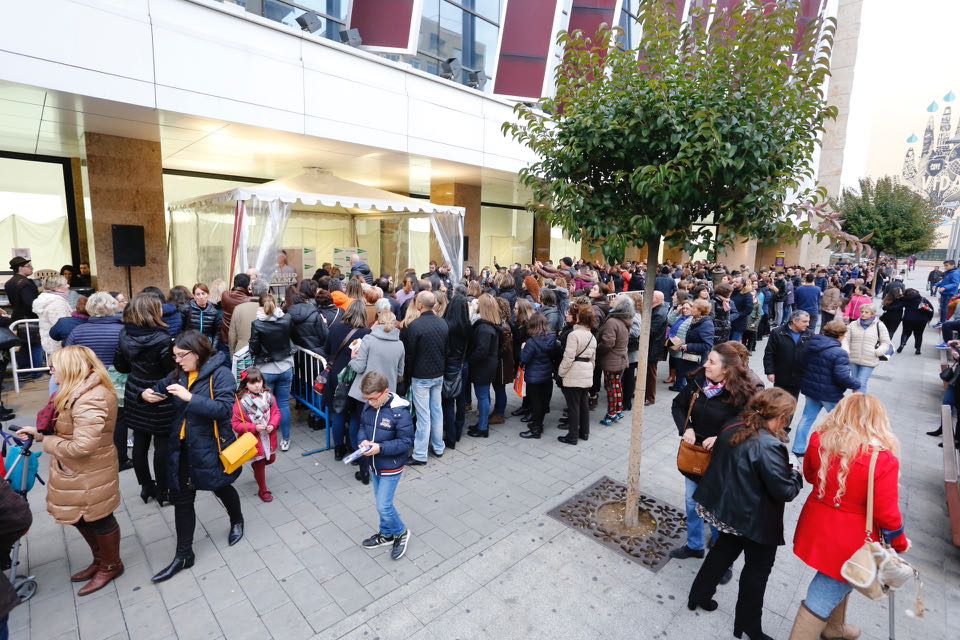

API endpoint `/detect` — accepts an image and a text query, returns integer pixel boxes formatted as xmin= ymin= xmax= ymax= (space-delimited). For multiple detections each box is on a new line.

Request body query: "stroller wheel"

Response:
xmin=14 ymin=576 xmax=37 ymax=602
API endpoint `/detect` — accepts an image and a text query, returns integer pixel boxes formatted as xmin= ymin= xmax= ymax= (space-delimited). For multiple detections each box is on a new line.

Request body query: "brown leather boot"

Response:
xmin=788 ymin=601 xmax=828 ymax=639
xmin=822 ymin=595 xmax=861 ymax=639
xmin=78 ymin=529 xmax=124 ymax=596
xmin=70 ymin=526 xmax=100 ymax=583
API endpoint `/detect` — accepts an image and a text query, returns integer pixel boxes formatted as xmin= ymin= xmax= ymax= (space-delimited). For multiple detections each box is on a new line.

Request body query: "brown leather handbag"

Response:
xmin=676 ymin=390 xmax=712 ymax=479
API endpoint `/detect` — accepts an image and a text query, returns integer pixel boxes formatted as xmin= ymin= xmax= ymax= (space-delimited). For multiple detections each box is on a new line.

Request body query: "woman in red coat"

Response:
xmin=789 ymin=394 xmax=910 ymax=639
xmin=232 ymin=368 xmax=280 ymax=502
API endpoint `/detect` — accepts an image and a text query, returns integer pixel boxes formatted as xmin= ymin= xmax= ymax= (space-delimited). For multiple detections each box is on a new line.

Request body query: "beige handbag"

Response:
xmin=840 ymin=449 xmax=924 ymax=615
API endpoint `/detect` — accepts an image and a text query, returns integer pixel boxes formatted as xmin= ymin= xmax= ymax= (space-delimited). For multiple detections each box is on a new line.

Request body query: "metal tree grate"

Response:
xmin=547 ymin=476 xmax=686 ymax=572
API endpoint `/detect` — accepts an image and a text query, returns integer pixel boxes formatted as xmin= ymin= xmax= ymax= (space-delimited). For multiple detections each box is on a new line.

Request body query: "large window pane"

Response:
xmin=420 ymin=0 xmax=441 ymax=56
xmin=463 ymin=0 xmax=500 ymax=22
xmin=0 ymin=157 xmax=73 ymax=277
xmin=478 ymin=206 xmax=532 ymax=271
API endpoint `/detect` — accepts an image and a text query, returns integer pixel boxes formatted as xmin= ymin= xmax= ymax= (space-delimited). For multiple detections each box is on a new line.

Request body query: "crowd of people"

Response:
xmin=0 ymin=251 xmax=928 ymax=640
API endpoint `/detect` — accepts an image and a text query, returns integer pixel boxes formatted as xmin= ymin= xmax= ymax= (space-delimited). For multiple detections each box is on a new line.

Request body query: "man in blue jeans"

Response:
xmin=936 ymin=259 xmax=960 ymax=328
xmin=401 ymin=292 xmax=449 ymax=465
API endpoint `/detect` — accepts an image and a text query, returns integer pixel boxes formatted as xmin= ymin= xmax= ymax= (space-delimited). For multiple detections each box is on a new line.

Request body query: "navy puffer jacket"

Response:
xmin=519 ymin=332 xmax=559 ymax=384
xmin=152 ymin=351 xmax=240 ymax=491
xmin=683 ymin=316 xmax=715 ymax=362
xmin=798 ymin=335 xmax=860 ymax=402
xmin=359 ymin=394 xmax=414 ymax=475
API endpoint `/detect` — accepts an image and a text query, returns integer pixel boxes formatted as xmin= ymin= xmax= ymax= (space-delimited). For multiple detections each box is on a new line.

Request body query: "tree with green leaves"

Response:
xmin=838 ymin=177 xmax=938 ymax=258
xmin=503 ymin=1 xmax=838 ymax=528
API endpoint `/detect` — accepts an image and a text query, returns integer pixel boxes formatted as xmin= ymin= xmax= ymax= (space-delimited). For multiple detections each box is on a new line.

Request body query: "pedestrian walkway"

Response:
xmin=6 ymin=270 xmax=958 ymax=640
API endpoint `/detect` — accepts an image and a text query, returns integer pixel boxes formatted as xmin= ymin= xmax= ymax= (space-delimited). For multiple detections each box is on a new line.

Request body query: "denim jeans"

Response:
xmin=411 ymin=377 xmax=444 ymax=461
xmin=730 ymin=330 xmax=743 ymax=343
xmin=941 ymin=319 xmax=960 ymax=342
xmin=940 ymin=294 xmax=950 ymax=324
xmin=370 ymin=472 xmax=405 ymax=538
xmin=493 ymin=383 xmax=507 ymax=416
xmin=804 ymin=571 xmax=853 ymax=618
xmin=684 ymin=476 xmax=718 ymax=551
xmin=774 ymin=301 xmax=784 ymax=326
xmin=792 ymin=396 xmax=837 ymax=455
xmin=475 ymin=384 xmax=491 ymax=432
xmin=262 ymin=368 xmax=293 ymax=440
xmin=808 ymin=312 xmax=820 ymax=335
xmin=849 ymin=363 xmax=874 ymax=395
xmin=782 ymin=304 xmax=793 ymax=326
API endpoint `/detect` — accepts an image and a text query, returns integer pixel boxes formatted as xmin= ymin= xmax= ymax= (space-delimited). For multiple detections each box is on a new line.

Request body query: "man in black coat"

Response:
xmin=4 ymin=257 xmax=37 ymax=322
xmin=762 ymin=310 xmax=812 ymax=398
xmin=645 ymin=291 xmax=669 ymax=406
xmin=401 ymin=292 xmax=449 ymax=465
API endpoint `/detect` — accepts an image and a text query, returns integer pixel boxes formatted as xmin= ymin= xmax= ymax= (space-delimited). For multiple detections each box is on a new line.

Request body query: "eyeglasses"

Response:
xmin=173 ymin=351 xmax=195 ymax=361
xmin=363 ymin=390 xmax=388 ymax=404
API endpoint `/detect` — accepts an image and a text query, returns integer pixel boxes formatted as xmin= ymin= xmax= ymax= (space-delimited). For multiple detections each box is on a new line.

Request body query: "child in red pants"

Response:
xmin=232 ymin=367 xmax=280 ymax=502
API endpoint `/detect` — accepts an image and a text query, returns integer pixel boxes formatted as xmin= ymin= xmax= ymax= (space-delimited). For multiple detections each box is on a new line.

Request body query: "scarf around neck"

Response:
xmin=240 ymin=390 xmax=274 ymax=426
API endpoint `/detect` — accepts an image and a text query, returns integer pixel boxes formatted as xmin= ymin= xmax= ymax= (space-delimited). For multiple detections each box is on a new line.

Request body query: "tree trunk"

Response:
xmin=624 ymin=234 xmax=661 ymax=528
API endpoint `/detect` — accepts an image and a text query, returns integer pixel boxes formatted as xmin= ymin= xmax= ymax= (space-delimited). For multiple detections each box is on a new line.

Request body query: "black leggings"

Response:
xmin=74 ymin=514 xmax=119 ymax=536
xmin=900 ymin=321 xmax=925 ymax=350
xmin=132 ymin=431 xmax=169 ymax=493
xmin=171 ymin=445 xmax=243 ymax=556
xmin=113 ymin=406 xmax=129 ymax=464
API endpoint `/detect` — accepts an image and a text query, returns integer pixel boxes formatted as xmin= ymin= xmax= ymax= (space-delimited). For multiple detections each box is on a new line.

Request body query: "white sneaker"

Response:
xmin=280 ymin=439 xmax=290 ymax=451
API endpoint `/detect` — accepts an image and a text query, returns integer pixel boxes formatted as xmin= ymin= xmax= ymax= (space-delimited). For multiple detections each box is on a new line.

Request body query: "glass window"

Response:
xmin=260 ymin=0 xmax=347 ymax=42
xmin=617 ymin=1 xmax=643 ymax=51
xmin=414 ymin=0 xmax=500 ymax=92
xmin=0 ymin=157 xmax=74 ymax=279
xmin=478 ymin=206 xmax=532 ymax=270
xmin=550 ymin=227 xmax=581 ymax=264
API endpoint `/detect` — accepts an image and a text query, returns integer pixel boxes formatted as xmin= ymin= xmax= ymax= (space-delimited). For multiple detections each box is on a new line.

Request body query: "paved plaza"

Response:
xmin=5 ymin=270 xmax=959 ymax=640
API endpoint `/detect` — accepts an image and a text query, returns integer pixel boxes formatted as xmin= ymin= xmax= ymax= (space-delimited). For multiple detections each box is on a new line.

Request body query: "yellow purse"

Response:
xmin=209 ymin=383 xmax=258 ymax=474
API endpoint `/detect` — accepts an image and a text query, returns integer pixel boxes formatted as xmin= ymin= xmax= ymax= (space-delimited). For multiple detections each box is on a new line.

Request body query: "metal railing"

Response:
xmin=943 ymin=405 xmax=960 ymax=546
xmin=231 ymin=346 xmax=255 ymax=384
xmin=6 ymin=319 xmax=46 ymax=393
xmin=291 ymin=345 xmax=330 ymax=455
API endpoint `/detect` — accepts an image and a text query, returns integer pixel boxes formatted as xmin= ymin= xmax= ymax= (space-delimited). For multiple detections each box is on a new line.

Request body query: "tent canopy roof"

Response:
xmin=169 ymin=168 xmax=465 ymax=216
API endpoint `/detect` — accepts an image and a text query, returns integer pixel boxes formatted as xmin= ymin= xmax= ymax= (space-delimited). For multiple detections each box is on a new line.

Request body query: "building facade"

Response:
xmin=0 ymin=0 xmax=854 ymax=293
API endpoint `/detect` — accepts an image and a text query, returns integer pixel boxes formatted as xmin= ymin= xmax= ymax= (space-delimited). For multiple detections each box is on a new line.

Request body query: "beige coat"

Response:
xmin=43 ymin=374 xmax=120 ymax=524
xmin=558 ymin=326 xmax=596 ymax=388
xmin=842 ymin=319 xmax=892 ymax=368
xmin=229 ymin=300 xmax=259 ymax=355
xmin=820 ymin=287 xmax=842 ymax=314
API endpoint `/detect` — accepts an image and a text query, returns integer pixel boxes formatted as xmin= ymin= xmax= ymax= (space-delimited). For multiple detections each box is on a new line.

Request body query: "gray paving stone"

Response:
xmin=76 ymin=588 xmax=128 ymax=640
xmin=297 ymin=544 xmax=346 ymax=583
xmin=365 ymin=602 xmax=423 ymax=640
xmin=167 ymin=596 xmax=223 ymax=640
xmin=214 ymin=600 xmax=272 ymax=640
xmin=197 ymin=565 xmax=247 ymax=612
xmin=322 ymin=571 xmax=373 ymax=615
xmin=240 ymin=567 xmax=291 ymax=615
xmin=304 ymin=601 xmax=347 ymax=633
xmin=280 ymin=568 xmax=334 ymax=615
xmin=123 ymin=597 xmax=176 ymax=640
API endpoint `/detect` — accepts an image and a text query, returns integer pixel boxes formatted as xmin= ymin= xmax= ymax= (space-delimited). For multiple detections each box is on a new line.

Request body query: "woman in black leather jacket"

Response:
xmin=442 ymin=294 xmax=472 ymax=449
xmin=249 ymin=293 xmax=294 ymax=451
xmin=686 ymin=388 xmax=803 ymax=640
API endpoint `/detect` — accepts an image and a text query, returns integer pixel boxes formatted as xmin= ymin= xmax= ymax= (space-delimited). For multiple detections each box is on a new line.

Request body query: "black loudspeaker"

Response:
xmin=112 ymin=224 xmax=146 ymax=267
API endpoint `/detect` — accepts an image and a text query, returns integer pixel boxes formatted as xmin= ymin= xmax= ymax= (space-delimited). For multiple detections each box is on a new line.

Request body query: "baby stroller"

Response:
xmin=1 ymin=428 xmax=43 ymax=603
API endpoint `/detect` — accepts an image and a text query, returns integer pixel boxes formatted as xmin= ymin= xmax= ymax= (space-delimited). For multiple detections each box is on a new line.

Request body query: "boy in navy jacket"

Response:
xmin=358 ymin=372 xmax=414 ymax=560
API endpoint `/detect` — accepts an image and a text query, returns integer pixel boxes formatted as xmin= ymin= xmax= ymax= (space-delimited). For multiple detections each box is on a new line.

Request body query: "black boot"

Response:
xmin=228 ymin=521 xmax=244 ymax=546
xmin=355 ymin=470 xmax=370 ymax=485
xmin=334 ymin=444 xmax=348 ymax=461
xmin=151 ymin=553 xmax=195 ymax=583
xmin=928 ymin=426 xmax=943 ymax=437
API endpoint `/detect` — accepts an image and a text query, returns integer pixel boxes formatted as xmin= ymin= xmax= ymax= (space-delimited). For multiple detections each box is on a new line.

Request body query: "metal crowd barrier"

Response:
xmin=943 ymin=405 xmax=960 ymax=546
xmin=6 ymin=319 xmax=46 ymax=393
xmin=291 ymin=345 xmax=330 ymax=456
xmin=231 ymin=346 xmax=254 ymax=384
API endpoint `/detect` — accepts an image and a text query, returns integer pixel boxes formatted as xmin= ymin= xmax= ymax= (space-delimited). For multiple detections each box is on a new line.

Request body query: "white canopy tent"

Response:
xmin=167 ymin=169 xmax=465 ymax=287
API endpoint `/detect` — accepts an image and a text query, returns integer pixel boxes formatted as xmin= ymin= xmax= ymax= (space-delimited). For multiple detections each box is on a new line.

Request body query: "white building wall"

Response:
xmin=0 ymin=0 xmax=534 ymax=173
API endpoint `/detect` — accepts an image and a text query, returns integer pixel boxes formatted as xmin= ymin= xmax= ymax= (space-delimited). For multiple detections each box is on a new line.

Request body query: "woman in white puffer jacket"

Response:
xmin=32 ymin=275 xmax=73 ymax=359
xmin=841 ymin=304 xmax=891 ymax=394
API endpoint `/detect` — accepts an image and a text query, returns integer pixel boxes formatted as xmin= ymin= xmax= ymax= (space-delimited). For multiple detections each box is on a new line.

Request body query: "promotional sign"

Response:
xmin=333 ymin=247 xmax=367 ymax=273
xmin=775 ymin=251 xmax=786 ymax=267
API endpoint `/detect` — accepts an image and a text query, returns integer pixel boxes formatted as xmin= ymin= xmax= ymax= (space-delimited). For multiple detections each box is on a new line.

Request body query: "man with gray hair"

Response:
xmin=762 ymin=309 xmax=812 ymax=400
xmin=401 ymin=291 xmax=449 ymax=465
xmin=229 ymin=278 xmax=270 ymax=355
xmin=349 ymin=253 xmax=373 ymax=285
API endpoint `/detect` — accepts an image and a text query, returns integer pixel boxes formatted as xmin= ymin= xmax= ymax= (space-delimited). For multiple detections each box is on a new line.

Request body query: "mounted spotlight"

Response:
xmin=339 ymin=28 xmax=362 ymax=47
xmin=295 ymin=11 xmax=323 ymax=34
xmin=440 ymin=57 xmax=462 ymax=81
xmin=467 ymin=70 xmax=487 ymax=90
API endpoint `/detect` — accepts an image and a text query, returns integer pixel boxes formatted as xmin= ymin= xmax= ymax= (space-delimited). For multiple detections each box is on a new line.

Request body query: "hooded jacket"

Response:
xmin=43 ymin=372 xmax=120 ymax=524
xmin=519 ymin=332 xmax=559 ymax=384
xmin=597 ymin=309 xmax=631 ymax=372
xmin=114 ymin=325 xmax=176 ymax=436
xmin=799 ymin=334 xmax=859 ymax=402
xmin=348 ymin=325 xmax=405 ymax=402
xmin=152 ymin=352 xmax=239 ymax=492
xmin=33 ymin=291 xmax=72 ymax=355
xmin=287 ymin=302 xmax=328 ymax=353
xmin=359 ymin=394 xmax=414 ymax=475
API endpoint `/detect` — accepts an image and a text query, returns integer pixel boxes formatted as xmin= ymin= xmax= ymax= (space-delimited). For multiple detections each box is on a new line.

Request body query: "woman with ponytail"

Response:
xmin=249 ymin=293 xmax=294 ymax=451
xmin=685 ymin=388 xmax=804 ymax=640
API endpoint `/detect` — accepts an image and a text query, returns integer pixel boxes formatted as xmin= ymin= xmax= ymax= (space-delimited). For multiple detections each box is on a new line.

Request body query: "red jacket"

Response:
xmin=793 ymin=432 xmax=907 ymax=581
xmin=231 ymin=395 xmax=280 ymax=459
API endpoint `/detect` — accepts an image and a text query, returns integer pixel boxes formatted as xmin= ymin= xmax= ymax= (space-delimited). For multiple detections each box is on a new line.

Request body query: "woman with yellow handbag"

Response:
xmin=142 ymin=330 xmax=246 ymax=583
xmin=232 ymin=367 xmax=280 ymax=502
